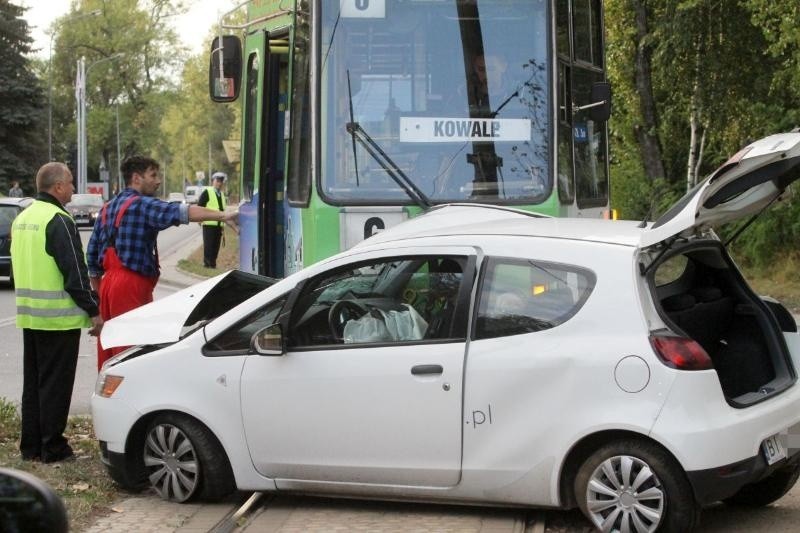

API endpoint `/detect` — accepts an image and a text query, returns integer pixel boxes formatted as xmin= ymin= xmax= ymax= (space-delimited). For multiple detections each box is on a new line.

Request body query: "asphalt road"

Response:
xmin=0 ymin=224 xmax=201 ymax=415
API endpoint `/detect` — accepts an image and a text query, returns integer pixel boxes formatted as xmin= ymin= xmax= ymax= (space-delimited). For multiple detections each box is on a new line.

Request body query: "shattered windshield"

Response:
xmin=321 ymin=0 xmax=551 ymax=205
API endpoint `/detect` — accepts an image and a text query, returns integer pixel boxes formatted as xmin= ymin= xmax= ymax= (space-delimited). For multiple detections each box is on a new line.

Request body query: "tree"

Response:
xmin=48 ymin=0 xmax=188 ymax=183
xmin=160 ymin=52 xmax=238 ymax=197
xmin=0 ymin=1 xmax=46 ymax=194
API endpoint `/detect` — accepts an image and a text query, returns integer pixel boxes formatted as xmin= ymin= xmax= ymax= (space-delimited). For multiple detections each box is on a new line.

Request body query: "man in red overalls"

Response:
xmin=87 ymin=156 xmax=238 ymax=370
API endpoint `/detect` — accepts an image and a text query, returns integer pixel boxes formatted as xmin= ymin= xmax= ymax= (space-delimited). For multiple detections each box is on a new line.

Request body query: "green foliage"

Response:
xmin=605 ymin=0 xmax=800 ymax=266
xmin=0 ymin=1 xmax=46 ymax=193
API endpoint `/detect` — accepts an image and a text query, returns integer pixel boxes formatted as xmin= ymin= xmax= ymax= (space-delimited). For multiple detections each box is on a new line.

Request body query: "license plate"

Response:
xmin=762 ymin=434 xmax=787 ymax=465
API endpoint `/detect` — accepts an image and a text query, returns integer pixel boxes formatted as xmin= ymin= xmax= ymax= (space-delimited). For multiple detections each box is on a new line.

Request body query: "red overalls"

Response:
xmin=96 ymin=196 xmax=159 ymax=370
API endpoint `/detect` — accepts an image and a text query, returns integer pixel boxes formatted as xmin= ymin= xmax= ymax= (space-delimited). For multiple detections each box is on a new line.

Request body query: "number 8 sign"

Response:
xmin=341 ymin=0 xmax=386 ymax=18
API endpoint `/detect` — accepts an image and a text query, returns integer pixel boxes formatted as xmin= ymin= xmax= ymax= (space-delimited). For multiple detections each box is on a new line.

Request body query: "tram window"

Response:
xmin=556 ymin=0 xmax=570 ymax=58
xmin=573 ymin=67 xmax=608 ymax=208
xmin=242 ymin=53 xmax=260 ymax=202
xmin=572 ymin=0 xmax=603 ymax=68
xmin=557 ymin=62 xmax=575 ymax=204
xmin=288 ymin=6 xmax=312 ymax=207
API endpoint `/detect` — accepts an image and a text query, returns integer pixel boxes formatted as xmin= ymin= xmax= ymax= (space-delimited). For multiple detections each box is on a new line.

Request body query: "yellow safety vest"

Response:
xmin=11 ymin=200 xmax=91 ymax=330
xmin=201 ymin=187 xmax=227 ymax=227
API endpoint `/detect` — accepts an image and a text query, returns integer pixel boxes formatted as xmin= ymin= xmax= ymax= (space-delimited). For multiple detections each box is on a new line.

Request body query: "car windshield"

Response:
xmin=320 ymin=0 xmax=551 ymax=204
xmin=69 ymin=194 xmax=104 ymax=207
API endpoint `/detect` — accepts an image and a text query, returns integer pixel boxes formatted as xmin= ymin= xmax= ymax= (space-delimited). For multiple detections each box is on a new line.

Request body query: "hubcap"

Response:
xmin=585 ymin=455 xmax=665 ymax=533
xmin=143 ymin=423 xmax=200 ymax=502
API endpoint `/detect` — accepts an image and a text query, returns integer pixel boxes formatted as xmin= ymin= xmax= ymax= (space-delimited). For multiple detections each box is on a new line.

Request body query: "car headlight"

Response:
xmin=96 ymin=374 xmax=124 ymax=398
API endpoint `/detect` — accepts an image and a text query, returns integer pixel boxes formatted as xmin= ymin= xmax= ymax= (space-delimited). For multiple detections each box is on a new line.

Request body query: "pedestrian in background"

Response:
xmin=87 ymin=155 xmax=238 ymax=370
xmin=197 ymin=172 xmax=228 ymax=268
xmin=8 ymin=180 xmax=23 ymax=198
xmin=11 ymin=162 xmax=103 ymax=463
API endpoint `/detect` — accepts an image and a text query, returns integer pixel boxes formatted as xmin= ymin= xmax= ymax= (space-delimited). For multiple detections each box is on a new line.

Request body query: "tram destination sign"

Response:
xmin=400 ymin=117 xmax=531 ymax=143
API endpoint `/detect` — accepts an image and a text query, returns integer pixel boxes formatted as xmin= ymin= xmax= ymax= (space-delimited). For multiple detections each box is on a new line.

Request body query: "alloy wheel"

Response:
xmin=584 ymin=454 xmax=665 ymax=533
xmin=143 ymin=423 xmax=200 ymax=502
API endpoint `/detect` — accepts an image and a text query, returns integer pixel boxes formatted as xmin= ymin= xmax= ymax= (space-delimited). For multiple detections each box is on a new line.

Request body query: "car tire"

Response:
xmin=723 ymin=463 xmax=800 ymax=507
xmin=143 ymin=413 xmax=235 ymax=503
xmin=574 ymin=439 xmax=700 ymax=533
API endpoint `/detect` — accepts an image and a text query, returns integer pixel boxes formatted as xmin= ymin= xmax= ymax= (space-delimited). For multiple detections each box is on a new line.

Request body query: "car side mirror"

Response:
xmin=252 ymin=323 xmax=285 ymax=356
xmin=209 ymin=35 xmax=242 ymax=103
xmin=0 ymin=468 xmax=68 ymax=533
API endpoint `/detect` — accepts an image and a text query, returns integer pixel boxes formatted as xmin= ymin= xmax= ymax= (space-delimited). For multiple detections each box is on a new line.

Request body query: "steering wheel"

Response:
xmin=328 ymin=300 xmax=369 ymax=342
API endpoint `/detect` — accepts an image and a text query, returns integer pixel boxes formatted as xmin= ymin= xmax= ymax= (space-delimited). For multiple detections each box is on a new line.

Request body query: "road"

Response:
xmin=0 ymin=224 xmax=201 ymax=415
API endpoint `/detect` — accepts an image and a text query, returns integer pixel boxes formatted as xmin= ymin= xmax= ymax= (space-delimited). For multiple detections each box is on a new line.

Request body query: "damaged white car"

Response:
xmin=93 ymin=133 xmax=800 ymax=532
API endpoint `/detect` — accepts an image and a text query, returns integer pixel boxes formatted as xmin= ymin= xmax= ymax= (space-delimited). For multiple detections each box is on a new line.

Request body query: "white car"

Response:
xmin=93 ymin=133 xmax=800 ymax=532
xmin=184 ymin=186 xmax=202 ymax=204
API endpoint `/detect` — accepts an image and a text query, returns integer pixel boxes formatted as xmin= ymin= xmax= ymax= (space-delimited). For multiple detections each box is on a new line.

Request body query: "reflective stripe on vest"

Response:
xmin=201 ymin=186 xmax=226 ymax=226
xmin=11 ymin=200 xmax=91 ymax=330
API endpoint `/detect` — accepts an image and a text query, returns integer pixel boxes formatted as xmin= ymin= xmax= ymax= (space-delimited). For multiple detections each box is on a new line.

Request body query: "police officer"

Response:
xmin=11 ymin=162 xmax=102 ymax=463
xmin=197 ymin=172 xmax=228 ymax=268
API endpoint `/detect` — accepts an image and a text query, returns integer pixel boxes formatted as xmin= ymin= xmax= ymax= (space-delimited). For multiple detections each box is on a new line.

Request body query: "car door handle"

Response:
xmin=411 ymin=364 xmax=443 ymax=376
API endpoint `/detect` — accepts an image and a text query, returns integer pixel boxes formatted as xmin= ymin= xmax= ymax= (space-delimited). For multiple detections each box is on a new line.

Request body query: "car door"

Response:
xmin=240 ymin=247 xmax=476 ymax=487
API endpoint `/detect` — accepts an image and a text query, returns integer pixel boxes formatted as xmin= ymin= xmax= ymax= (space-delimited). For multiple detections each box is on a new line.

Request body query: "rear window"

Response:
xmin=474 ymin=257 xmax=595 ymax=339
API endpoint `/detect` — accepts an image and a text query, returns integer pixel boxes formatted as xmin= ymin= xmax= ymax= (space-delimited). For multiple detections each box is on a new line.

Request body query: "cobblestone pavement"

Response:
xmin=241 ymin=495 xmax=534 ymax=532
xmin=79 ymin=491 xmax=541 ymax=533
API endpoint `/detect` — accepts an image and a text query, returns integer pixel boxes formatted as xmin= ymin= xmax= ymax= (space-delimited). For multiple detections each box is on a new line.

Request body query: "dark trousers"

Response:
xmin=202 ymin=225 xmax=223 ymax=268
xmin=20 ymin=328 xmax=80 ymax=461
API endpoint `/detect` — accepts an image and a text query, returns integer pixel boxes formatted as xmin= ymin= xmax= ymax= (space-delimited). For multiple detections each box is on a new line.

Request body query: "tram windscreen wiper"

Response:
xmin=345 ymin=70 xmax=432 ymax=210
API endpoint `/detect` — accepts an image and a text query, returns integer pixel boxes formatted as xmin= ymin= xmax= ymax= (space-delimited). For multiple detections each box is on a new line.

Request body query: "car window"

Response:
xmin=204 ymin=296 xmax=287 ymax=355
xmin=288 ymin=255 xmax=468 ymax=348
xmin=0 ymin=205 xmax=19 ymax=226
xmin=475 ymin=257 xmax=595 ymax=339
xmin=654 ymin=255 xmax=689 ymax=287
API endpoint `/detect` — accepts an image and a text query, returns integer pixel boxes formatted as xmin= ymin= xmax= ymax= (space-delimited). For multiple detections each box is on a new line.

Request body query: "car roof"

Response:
xmin=353 ymin=204 xmax=647 ymax=249
xmin=0 ymin=197 xmax=33 ymax=207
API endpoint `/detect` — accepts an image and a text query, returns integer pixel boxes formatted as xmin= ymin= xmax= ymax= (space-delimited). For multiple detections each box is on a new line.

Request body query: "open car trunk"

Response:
xmin=650 ymin=241 xmax=797 ymax=407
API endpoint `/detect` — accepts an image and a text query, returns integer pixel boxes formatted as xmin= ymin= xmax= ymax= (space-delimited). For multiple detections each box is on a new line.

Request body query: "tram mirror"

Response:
xmin=588 ymin=81 xmax=612 ymax=122
xmin=209 ymin=35 xmax=242 ymax=103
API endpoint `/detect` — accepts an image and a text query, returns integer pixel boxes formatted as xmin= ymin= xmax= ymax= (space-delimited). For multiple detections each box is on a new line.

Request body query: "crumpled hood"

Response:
xmin=100 ymin=270 xmax=275 ymax=349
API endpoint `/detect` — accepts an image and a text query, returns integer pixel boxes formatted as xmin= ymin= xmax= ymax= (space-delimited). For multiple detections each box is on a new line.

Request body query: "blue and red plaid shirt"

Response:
xmin=87 ymin=189 xmax=189 ymax=278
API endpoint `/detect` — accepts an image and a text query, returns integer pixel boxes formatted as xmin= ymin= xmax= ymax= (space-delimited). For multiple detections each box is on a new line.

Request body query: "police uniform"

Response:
xmin=198 ymin=175 xmax=227 ymax=268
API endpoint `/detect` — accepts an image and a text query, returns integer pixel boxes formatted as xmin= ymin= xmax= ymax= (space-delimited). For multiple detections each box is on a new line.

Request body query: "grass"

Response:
xmin=0 ymin=397 xmax=119 ymax=531
xmin=739 ymin=253 xmax=800 ymax=314
xmin=177 ymin=227 xmax=240 ymax=277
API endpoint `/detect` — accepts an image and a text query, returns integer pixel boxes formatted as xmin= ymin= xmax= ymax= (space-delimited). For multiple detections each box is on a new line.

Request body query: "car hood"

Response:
xmin=641 ymin=132 xmax=800 ymax=248
xmin=100 ymin=270 xmax=276 ymax=349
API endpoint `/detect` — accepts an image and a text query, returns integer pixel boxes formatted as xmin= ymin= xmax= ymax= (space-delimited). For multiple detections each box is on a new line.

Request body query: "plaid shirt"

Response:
xmin=87 ymin=189 xmax=188 ymax=278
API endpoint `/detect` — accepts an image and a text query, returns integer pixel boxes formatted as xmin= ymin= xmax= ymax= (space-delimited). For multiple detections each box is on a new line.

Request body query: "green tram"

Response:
xmin=210 ymin=0 xmax=611 ymax=278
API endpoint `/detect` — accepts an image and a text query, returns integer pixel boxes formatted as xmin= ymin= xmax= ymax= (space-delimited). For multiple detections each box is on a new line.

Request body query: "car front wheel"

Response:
xmin=574 ymin=440 xmax=700 ymax=533
xmin=143 ymin=414 xmax=235 ymax=503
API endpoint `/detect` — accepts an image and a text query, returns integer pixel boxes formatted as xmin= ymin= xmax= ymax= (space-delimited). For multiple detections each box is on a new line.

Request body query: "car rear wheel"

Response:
xmin=723 ymin=463 xmax=800 ymax=507
xmin=574 ymin=440 xmax=700 ymax=533
xmin=143 ymin=414 xmax=235 ymax=503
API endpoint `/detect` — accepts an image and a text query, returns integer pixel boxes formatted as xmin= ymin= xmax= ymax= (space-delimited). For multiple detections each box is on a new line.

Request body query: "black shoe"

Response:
xmin=42 ymin=448 xmax=75 ymax=463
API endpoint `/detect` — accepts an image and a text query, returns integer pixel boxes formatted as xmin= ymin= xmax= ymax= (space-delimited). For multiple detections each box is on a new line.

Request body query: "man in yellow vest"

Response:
xmin=197 ymin=172 xmax=228 ymax=268
xmin=11 ymin=162 xmax=103 ymax=463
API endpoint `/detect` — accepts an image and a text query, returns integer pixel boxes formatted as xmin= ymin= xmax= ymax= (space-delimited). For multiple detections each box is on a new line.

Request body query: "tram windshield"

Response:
xmin=320 ymin=0 xmax=551 ymax=205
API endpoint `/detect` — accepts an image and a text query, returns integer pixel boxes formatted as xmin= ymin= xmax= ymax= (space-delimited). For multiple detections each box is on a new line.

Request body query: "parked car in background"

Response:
xmin=66 ymin=193 xmax=105 ymax=229
xmin=167 ymin=192 xmax=186 ymax=204
xmin=92 ymin=134 xmax=800 ymax=532
xmin=184 ymin=186 xmax=202 ymax=204
xmin=0 ymin=197 xmax=33 ymax=285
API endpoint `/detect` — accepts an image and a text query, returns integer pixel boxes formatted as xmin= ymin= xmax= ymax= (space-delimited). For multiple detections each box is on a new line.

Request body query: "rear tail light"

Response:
xmin=649 ymin=334 xmax=713 ymax=370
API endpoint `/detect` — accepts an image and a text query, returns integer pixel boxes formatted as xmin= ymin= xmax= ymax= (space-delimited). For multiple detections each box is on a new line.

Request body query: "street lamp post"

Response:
xmin=47 ymin=9 xmax=101 ymax=161
xmin=76 ymin=52 xmax=123 ymax=194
